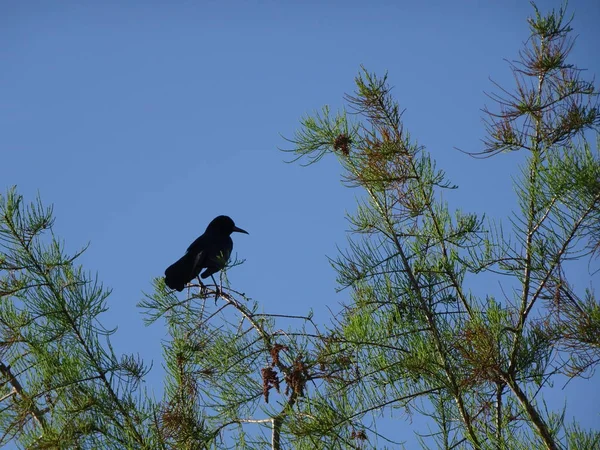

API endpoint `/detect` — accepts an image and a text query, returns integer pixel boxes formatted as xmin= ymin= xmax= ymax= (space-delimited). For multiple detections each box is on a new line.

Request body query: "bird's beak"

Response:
xmin=233 ymin=226 xmax=249 ymax=235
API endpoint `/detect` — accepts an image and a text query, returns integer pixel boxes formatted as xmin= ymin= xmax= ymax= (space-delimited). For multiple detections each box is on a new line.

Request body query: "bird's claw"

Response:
xmin=213 ymin=286 xmax=222 ymax=305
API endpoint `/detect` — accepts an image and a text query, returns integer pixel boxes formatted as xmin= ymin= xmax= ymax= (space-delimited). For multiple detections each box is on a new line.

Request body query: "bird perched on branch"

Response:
xmin=164 ymin=215 xmax=248 ymax=292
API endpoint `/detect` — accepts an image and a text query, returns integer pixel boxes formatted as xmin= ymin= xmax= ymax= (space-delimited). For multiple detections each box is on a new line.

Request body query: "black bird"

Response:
xmin=164 ymin=215 xmax=248 ymax=292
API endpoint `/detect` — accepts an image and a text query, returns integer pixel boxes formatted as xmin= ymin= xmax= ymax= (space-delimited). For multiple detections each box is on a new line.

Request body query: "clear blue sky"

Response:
xmin=1 ymin=1 xmax=599 ymax=448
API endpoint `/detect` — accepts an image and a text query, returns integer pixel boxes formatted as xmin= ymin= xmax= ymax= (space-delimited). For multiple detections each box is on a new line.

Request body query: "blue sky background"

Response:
xmin=1 ymin=0 xmax=599 ymax=448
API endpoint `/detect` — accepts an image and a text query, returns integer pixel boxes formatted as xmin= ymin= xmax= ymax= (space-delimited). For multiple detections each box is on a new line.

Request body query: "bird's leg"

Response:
xmin=211 ymin=274 xmax=221 ymax=303
xmin=196 ymin=276 xmax=207 ymax=296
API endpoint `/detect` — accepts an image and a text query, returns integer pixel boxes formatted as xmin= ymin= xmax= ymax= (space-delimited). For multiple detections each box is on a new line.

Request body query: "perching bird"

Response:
xmin=164 ymin=215 xmax=248 ymax=292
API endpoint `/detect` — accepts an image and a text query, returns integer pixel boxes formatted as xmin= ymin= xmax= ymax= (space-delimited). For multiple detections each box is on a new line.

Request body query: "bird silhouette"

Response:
xmin=164 ymin=215 xmax=248 ymax=292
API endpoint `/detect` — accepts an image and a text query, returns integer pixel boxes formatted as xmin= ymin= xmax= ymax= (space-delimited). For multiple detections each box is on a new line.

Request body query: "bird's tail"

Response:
xmin=164 ymin=253 xmax=195 ymax=292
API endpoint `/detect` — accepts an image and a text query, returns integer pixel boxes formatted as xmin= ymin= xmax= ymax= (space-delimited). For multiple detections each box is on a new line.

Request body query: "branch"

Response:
xmin=0 ymin=361 xmax=46 ymax=432
xmin=504 ymin=374 xmax=559 ymax=450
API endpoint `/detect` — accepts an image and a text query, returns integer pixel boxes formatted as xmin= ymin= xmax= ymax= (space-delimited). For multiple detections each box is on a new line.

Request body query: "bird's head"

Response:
xmin=208 ymin=215 xmax=249 ymax=235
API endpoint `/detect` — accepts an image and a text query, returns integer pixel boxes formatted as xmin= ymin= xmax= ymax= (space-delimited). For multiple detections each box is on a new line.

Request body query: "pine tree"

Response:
xmin=282 ymin=3 xmax=600 ymax=449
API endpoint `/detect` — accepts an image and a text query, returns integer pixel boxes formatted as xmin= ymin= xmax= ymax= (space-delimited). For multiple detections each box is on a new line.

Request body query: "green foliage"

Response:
xmin=140 ymin=276 xmax=328 ymax=449
xmin=0 ymin=187 xmax=156 ymax=448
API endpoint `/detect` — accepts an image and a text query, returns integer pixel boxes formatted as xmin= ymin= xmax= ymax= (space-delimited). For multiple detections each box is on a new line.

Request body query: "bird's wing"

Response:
xmin=165 ymin=251 xmax=201 ymax=291
xmin=187 ymin=233 xmax=207 ymax=253
xmin=200 ymin=236 xmax=233 ymax=279
xmin=190 ymin=248 xmax=205 ymax=274
xmin=186 ymin=235 xmax=208 ymax=277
